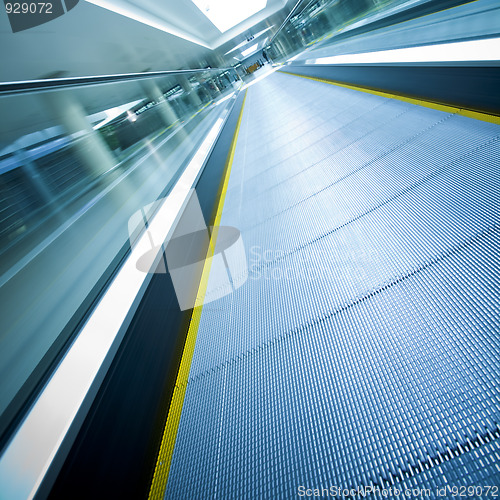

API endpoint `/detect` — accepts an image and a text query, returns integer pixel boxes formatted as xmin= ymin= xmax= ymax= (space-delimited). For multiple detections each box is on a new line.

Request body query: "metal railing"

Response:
xmin=0 ymin=66 xmax=239 ymax=95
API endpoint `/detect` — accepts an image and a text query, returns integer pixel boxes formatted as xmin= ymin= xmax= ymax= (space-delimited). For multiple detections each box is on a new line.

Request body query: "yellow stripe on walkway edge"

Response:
xmin=279 ymin=70 xmax=500 ymax=125
xmin=148 ymin=90 xmax=248 ymax=500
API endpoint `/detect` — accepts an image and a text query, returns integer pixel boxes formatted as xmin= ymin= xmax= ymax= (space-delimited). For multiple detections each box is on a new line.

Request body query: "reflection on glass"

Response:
xmin=266 ymin=0 xmax=410 ymax=63
xmin=0 ymin=67 xmax=239 ymax=439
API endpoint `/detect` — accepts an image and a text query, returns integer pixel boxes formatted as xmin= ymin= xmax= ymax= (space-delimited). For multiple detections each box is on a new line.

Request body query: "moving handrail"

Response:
xmin=267 ymin=0 xmax=311 ymax=47
xmin=0 ymin=67 xmax=238 ymax=96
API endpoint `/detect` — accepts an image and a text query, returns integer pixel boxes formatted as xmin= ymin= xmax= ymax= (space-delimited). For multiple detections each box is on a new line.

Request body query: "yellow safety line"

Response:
xmin=148 ymin=89 xmax=248 ymax=500
xmin=279 ymin=70 xmax=500 ymax=125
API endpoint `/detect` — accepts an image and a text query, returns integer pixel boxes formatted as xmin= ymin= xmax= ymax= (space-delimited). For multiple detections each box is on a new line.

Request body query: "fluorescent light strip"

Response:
xmin=0 ymin=108 xmax=230 ymax=500
xmin=85 ymin=0 xmax=210 ymax=48
xmin=241 ymin=43 xmax=259 ymax=58
xmin=308 ymin=37 xmax=500 ymax=65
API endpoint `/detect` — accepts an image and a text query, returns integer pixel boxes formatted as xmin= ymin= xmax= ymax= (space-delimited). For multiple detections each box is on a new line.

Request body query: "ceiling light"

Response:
xmin=309 ymin=37 xmax=500 ymax=65
xmin=241 ymin=43 xmax=259 ymax=58
xmin=192 ymin=0 xmax=267 ymax=33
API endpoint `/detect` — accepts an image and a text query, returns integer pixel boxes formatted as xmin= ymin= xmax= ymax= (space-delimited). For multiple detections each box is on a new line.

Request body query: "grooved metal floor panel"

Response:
xmin=165 ymin=72 xmax=500 ymax=498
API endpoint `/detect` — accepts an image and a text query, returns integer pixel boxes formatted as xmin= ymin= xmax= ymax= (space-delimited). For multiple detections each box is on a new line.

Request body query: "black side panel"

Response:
xmin=197 ymin=93 xmax=246 ymax=225
xmin=282 ymin=65 xmax=500 ymax=115
xmin=48 ymin=91 xmax=246 ymax=500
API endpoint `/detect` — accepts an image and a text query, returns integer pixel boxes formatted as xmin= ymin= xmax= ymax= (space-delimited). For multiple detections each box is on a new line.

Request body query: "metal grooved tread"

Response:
xmin=165 ymin=72 xmax=500 ymax=498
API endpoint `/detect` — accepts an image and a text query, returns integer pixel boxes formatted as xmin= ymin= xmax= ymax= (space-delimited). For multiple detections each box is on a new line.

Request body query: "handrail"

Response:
xmin=0 ymin=67 xmax=236 ymax=96
xmin=267 ymin=0 xmax=315 ymax=47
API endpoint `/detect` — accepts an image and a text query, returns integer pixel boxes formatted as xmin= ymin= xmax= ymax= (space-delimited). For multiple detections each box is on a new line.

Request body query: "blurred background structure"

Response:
xmin=0 ymin=0 xmax=499 ymax=498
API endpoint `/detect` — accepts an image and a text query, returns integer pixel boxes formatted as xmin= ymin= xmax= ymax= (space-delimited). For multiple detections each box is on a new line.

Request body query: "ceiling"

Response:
xmin=0 ymin=0 xmax=292 ymax=82
xmin=89 ymin=0 xmax=289 ymax=49
xmin=0 ymin=0 xmax=295 ymax=147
